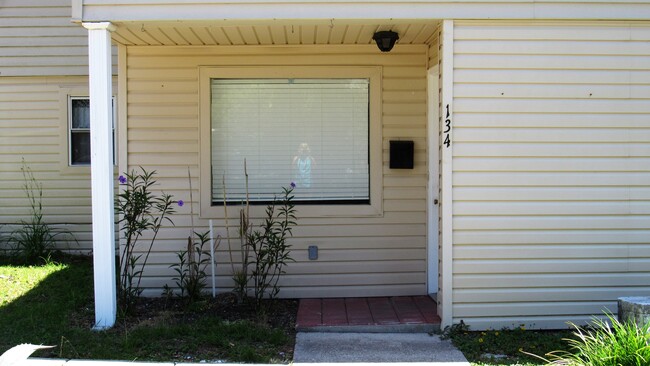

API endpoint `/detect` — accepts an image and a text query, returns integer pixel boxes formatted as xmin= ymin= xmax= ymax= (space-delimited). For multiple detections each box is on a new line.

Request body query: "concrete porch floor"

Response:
xmin=297 ymin=296 xmax=441 ymax=333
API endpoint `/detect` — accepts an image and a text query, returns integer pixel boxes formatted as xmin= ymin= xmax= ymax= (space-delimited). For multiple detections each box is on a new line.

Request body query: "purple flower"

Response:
xmin=177 ymin=200 xmax=184 ymax=207
xmin=118 ymin=175 xmax=127 ymax=184
xmin=290 ymin=182 xmax=296 ymax=188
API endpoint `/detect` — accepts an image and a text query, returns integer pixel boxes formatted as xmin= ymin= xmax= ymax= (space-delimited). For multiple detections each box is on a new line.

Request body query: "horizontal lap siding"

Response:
xmin=0 ymin=77 xmax=93 ymax=253
xmin=0 ymin=0 xmax=117 ymax=76
xmin=126 ymin=45 xmax=429 ymax=298
xmin=453 ymin=22 xmax=650 ymax=329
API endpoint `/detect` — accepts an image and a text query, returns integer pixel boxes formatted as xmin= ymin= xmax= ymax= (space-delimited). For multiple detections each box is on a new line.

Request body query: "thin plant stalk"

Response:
xmin=188 ymin=166 xmax=195 ymax=234
xmin=242 ymin=158 xmax=250 ymax=275
xmin=187 ymin=166 xmax=196 ymax=279
xmin=135 ymin=198 xmax=174 ymax=291
xmin=222 ymin=174 xmax=235 ymax=274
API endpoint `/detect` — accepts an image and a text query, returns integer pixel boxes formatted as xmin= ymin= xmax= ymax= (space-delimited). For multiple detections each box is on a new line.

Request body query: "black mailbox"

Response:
xmin=389 ymin=140 xmax=414 ymax=169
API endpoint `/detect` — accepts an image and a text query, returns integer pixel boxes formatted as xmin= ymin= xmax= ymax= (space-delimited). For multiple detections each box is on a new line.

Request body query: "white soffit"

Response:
xmin=110 ymin=20 xmax=442 ymax=46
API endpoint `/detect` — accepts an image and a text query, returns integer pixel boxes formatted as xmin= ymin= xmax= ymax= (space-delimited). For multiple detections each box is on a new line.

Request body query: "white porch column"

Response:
xmin=83 ymin=21 xmax=117 ymax=330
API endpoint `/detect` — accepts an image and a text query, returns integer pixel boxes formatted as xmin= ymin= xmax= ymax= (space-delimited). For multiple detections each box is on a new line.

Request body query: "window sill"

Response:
xmin=200 ymin=201 xmax=383 ymax=219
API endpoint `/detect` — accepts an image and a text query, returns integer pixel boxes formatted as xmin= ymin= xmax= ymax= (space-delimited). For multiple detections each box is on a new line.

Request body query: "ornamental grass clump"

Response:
xmin=115 ymin=168 xmax=177 ymax=312
xmin=535 ymin=313 xmax=650 ymax=366
xmin=10 ymin=162 xmax=73 ymax=262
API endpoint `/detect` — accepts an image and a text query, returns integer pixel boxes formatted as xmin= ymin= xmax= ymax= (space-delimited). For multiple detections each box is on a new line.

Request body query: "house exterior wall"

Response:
xmin=123 ymin=44 xmax=431 ymax=297
xmin=0 ymin=0 xmax=89 ymax=76
xmin=0 ymin=0 xmax=118 ymax=254
xmin=0 ymin=76 xmax=94 ymax=253
xmin=451 ymin=21 xmax=650 ymax=329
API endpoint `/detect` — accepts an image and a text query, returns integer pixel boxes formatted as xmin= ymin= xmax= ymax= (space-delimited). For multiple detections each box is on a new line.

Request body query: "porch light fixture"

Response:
xmin=372 ymin=31 xmax=399 ymax=52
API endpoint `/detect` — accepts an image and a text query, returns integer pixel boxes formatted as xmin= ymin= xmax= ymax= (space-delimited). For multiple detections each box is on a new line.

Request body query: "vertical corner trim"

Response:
xmin=71 ymin=0 xmax=83 ymax=23
xmin=439 ymin=19 xmax=455 ymax=329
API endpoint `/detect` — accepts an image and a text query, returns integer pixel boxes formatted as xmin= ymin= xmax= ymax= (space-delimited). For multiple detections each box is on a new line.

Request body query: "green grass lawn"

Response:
xmin=0 ymin=257 xmax=293 ymax=363
xmin=447 ymin=324 xmax=575 ymax=365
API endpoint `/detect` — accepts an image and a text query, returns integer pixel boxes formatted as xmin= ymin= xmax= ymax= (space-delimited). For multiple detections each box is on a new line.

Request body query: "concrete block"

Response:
xmin=618 ymin=297 xmax=650 ymax=328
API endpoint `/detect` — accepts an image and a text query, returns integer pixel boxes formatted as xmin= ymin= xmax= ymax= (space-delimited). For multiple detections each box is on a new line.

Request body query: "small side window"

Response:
xmin=68 ymin=96 xmax=115 ymax=166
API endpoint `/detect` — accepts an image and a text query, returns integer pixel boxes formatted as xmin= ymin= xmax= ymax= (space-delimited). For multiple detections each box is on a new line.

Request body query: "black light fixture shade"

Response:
xmin=373 ymin=31 xmax=399 ymax=52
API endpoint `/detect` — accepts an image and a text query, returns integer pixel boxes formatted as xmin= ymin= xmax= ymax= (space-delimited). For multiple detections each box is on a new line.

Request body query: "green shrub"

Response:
xmin=540 ymin=313 xmax=650 ymax=366
xmin=115 ymin=168 xmax=177 ymax=312
xmin=246 ymin=184 xmax=296 ymax=304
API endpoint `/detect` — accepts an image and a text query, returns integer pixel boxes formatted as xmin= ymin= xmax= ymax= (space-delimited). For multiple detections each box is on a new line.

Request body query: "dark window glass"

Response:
xmin=70 ymin=132 xmax=91 ymax=165
xmin=69 ymin=97 xmax=114 ymax=166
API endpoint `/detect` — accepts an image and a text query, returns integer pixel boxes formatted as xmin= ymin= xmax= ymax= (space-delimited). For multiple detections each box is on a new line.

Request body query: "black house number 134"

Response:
xmin=443 ymin=104 xmax=451 ymax=148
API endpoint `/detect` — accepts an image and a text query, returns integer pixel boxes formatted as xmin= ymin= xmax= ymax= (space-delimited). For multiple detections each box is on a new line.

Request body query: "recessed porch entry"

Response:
xmin=85 ymin=18 xmax=445 ymax=327
xmin=297 ymin=296 xmax=440 ymax=332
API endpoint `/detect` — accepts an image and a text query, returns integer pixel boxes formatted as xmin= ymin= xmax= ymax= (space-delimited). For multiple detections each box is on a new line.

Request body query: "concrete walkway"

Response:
xmin=293 ymin=332 xmax=469 ymax=364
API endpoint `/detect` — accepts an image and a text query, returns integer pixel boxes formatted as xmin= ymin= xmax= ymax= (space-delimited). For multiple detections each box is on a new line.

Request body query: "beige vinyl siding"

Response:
xmin=0 ymin=0 xmax=117 ymax=76
xmin=125 ymin=44 xmax=429 ymax=297
xmin=452 ymin=22 xmax=650 ymax=329
xmin=0 ymin=76 xmax=94 ymax=253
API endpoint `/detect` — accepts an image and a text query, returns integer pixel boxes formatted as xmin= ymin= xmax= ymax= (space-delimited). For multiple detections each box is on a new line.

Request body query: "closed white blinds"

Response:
xmin=210 ymin=78 xmax=370 ymax=203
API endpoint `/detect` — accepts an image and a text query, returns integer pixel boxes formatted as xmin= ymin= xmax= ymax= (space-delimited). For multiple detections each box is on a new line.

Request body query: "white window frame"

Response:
xmin=67 ymin=95 xmax=116 ymax=167
xmin=199 ymin=66 xmax=383 ymax=218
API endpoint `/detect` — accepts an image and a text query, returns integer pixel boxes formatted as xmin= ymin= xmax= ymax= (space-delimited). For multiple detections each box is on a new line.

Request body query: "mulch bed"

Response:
xmin=135 ymin=293 xmax=298 ymax=330
xmin=70 ymin=292 xmax=298 ymax=362
xmin=73 ymin=293 xmax=298 ymax=331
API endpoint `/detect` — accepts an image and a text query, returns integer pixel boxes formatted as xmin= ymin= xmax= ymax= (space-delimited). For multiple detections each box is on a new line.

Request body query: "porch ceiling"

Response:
xmin=110 ymin=20 xmax=441 ymax=46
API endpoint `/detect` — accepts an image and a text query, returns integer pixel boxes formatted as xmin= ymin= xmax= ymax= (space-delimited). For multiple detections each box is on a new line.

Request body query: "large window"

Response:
xmin=68 ymin=96 xmax=115 ymax=166
xmin=211 ymin=78 xmax=370 ymax=204
xmin=199 ymin=66 xmax=382 ymax=217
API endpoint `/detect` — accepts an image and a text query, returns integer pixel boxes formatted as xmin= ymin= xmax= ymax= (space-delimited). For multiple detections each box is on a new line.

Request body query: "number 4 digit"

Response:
xmin=444 ymin=134 xmax=450 ymax=148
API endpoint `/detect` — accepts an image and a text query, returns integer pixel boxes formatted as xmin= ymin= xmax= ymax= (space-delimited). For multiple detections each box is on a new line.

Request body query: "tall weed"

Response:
xmin=170 ymin=231 xmax=212 ymax=301
xmin=223 ymin=161 xmax=297 ymax=306
xmin=167 ymin=167 xmax=219 ymax=302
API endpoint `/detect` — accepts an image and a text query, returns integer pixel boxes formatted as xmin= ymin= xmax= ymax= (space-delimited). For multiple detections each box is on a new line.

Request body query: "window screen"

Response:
xmin=211 ymin=78 xmax=370 ymax=204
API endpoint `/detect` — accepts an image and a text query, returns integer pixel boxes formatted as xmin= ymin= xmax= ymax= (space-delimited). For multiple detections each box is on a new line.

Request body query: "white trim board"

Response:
xmin=81 ymin=2 xmax=650 ymax=22
xmin=438 ymin=19 xmax=454 ymax=329
xmin=427 ymin=64 xmax=440 ymax=296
